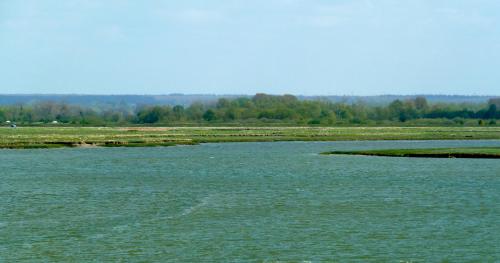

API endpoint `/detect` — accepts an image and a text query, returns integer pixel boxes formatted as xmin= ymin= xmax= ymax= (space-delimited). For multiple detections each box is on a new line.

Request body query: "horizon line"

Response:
xmin=1 ymin=93 xmax=498 ymax=97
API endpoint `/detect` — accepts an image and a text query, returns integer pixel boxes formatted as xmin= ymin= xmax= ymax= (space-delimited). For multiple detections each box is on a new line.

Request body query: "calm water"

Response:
xmin=1 ymin=140 xmax=500 ymax=262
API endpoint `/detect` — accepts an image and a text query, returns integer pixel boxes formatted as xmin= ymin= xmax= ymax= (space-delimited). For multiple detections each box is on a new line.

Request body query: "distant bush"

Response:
xmin=453 ymin=118 xmax=465 ymax=125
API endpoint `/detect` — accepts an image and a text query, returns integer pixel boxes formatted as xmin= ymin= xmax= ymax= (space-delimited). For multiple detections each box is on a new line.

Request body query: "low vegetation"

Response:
xmin=323 ymin=147 xmax=500 ymax=159
xmin=1 ymin=126 xmax=500 ymax=149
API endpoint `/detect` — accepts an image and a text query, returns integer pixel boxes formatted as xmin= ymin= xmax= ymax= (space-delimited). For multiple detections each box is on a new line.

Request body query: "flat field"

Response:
xmin=1 ymin=126 xmax=499 ymax=149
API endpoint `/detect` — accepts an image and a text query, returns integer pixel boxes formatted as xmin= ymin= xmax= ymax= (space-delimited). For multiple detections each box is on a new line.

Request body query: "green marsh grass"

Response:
xmin=1 ymin=126 xmax=499 ymax=149
xmin=323 ymin=147 xmax=500 ymax=159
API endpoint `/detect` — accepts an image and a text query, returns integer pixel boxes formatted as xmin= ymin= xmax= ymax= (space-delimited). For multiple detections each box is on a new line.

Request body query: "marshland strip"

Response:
xmin=322 ymin=147 xmax=500 ymax=159
xmin=1 ymin=126 xmax=500 ymax=149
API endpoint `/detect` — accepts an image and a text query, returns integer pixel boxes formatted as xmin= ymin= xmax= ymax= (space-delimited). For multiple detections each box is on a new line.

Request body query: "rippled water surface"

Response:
xmin=1 ymin=140 xmax=500 ymax=262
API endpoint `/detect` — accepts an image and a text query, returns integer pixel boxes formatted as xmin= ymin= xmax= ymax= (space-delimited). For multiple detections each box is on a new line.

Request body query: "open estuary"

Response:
xmin=1 ymin=140 xmax=500 ymax=262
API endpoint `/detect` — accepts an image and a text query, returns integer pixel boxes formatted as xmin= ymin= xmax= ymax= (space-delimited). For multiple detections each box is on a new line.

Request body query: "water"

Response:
xmin=1 ymin=140 xmax=500 ymax=262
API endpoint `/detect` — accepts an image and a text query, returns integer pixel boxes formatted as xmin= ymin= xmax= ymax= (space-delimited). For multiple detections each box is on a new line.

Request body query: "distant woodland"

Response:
xmin=1 ymin=94 xmax=498 ymax=126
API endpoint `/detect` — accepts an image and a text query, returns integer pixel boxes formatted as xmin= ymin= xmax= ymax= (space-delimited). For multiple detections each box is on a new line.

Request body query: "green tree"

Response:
xmin=203 ymin=109 xmax=216 ymax=121
xmin=414 ymin=96 xmax=428 ymax=110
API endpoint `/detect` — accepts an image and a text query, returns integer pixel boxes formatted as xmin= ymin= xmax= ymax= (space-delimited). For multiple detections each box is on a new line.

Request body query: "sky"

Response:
xmin=1 ymin=0 xmax=499 ymax=95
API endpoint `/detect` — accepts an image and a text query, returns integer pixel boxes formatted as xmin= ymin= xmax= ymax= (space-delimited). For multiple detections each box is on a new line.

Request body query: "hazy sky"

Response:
xmin=1 ymin=0 xmax=499 ymax=95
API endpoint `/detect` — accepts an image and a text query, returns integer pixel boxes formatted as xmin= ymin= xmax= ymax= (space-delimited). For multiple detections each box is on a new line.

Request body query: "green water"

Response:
xmin=1 ymin=140 xmax=500 ymax=262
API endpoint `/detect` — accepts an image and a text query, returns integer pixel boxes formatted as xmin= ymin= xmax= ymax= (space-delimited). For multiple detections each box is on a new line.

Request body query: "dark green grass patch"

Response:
xmin=322 ymin=147 xmax=500 ymax=159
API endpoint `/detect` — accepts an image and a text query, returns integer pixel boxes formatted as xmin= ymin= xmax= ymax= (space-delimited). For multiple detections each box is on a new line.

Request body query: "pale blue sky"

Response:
xmin=1 ymin=0 xmax=499 ymax=95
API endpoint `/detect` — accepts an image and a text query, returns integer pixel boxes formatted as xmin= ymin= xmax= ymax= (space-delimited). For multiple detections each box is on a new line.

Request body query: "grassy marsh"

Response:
xmin=323 ymin=147 xmax=500 ymax=159
xmin=0 ymin=127 xmax=500 ymax=149
xmin=1 ymin=126 xmax=500 ymax=149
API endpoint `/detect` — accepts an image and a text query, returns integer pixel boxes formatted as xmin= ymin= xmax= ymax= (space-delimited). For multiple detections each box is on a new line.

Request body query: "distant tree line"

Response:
xmin=0 ymin=94 xmax=498 ymax=126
